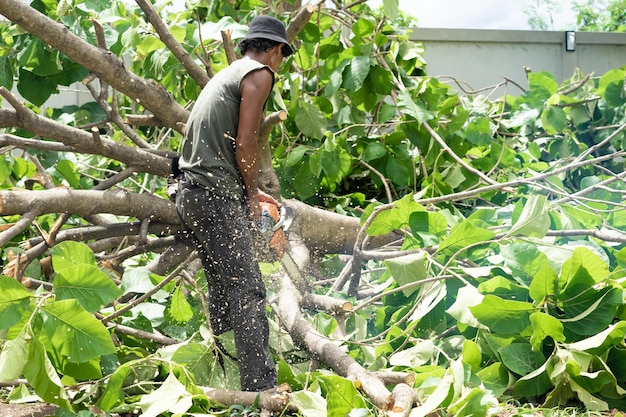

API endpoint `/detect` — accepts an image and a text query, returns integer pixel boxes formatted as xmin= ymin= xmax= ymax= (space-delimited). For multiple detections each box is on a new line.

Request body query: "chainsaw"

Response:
xmin=258 ymin=202 xmax=307 ymax=289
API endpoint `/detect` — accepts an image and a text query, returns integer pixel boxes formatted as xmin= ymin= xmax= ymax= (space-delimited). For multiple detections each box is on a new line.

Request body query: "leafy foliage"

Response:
xmin=1 ymin=0 xmax=626 ymax=415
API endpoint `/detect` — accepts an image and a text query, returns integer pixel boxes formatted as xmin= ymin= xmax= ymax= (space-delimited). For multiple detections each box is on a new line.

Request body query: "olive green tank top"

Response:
xmin=179 ymin=58 xmax=274 ymax=200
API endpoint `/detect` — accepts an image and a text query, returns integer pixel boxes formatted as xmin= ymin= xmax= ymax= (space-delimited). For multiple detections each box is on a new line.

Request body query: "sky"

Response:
xmin=369 ymin=0 xmax=579 ymax=31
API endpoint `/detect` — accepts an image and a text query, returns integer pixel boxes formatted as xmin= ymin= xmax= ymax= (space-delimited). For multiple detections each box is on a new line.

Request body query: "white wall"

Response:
xmin=409 ymin=29 xmax=626 ymax=96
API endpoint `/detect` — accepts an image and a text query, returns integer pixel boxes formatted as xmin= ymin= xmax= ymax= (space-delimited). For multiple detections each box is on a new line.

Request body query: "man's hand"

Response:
xmin=247 ymin=189 xmax=280 ymax=221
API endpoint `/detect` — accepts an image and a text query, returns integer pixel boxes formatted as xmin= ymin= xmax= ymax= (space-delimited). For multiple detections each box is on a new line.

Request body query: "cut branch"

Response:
xmin=135 ymin=0 xmax=209 ymax=88
xmin=0 ymin=188 xmax=180 ymax=223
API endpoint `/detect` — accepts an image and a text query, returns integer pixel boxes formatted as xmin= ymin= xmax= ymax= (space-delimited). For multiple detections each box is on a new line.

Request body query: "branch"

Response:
xmin=0 ymin=89 xmax=172 ymax=176
xmin=202 ymin=387 xmax=295 ymax=413
xmin=286 ymin=3 xmax=317 ymax=44
xmin=0 ymin=134 xmax=73 ymax=152
xmin=421 ymin=122 xmax=503 ymax=188
xmin=108 ymin=321 xmax=178 ymax=345
xmin=0 ymin=188 xmax=180 ymax=223
xmin=135 ymin=0 xmax=210 ymax=88
xmin=0 ymin=0 xmax=189 ymax=133
xmin=277 ymin=271 xmax=393 ymax=410
xmin=221 ymin=29 xmax=238 ymax=65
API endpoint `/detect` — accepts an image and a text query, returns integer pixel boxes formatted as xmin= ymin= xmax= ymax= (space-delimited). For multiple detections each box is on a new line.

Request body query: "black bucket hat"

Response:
xmin=243 ymin=15 xmax=295 ymax=56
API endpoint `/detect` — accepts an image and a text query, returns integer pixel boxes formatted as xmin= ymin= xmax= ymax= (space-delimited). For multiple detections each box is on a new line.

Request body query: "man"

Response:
xmin=175 ymin=15 xmax=294 ymax=392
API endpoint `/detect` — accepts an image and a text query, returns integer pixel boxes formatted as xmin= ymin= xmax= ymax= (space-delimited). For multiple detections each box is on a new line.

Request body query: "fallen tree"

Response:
xmin=1 ymin=0 xmax=626 ymax=415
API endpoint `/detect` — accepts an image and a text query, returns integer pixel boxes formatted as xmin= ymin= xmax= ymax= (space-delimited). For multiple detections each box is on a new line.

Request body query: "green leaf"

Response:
xmin=343 ymin=56 xmax=370 ymax=91
xmin=17 ymin=68 xmax=58 ymax=107
xmin=465 ymin=116 xmax=492 ymax=146
xmin=318 ymin=375 xmax=367 ymax=417
xmin=513 ymin=357 xmax=552 ymax=397
xmin=294 ymin=100 xmax=327 ymax=140
xmin=597 ymin=69 xmax=626 ymax=107
xmin=409 ymin=211 xmax=448 ymax=247
xmin=24 ymin=335 xmax=72 ymax=410
xmin=462 ymin=339 xmax=482 ymax=372
xmin=0 ymin=332 xmax=29 ymax=382
xmin=560 ymin=286 xmax=622 ymax=336
xmin=501 ymin=242 xmax=551 ymax=285
xmin=567 ymin=322 xmax=626 ymax=355
xmin=529 ymin=312 xmax=565 ymax=350
xmin=51 ymin=242 xmax=122 ymax=312
xmin=96 ymin=364 xmax=130 ymax=411
xmin=398 ymin=90 xmax=432 ymax=123
xmin=541 ymin=106 xmax=568 ymax=133
xmin=446 ymin=286 xmax=488 ymax=330
xmin=364 ymin=141 xmax=387 ymax=161
xmin=476 ymin=362 xmax=510 ymax=397
xmin=382 ymin=0 xmax=399 ymax=20
xmin=40 ymin=299 xmax=116 ymax=363
xmin=367 ymin=194 xmax=425 ymax=235
xmin=50 ymin=240 xmax=96 ymax=271
xmin=436 ymin=219 xmax=495 ymax=257
xmin=447 ymin=387 xmax=489 ymax=417
xmin=55 ymin=160 xmax=81 ymax=188
xmin=0 ymin=276 xmax=33 ymax=330
xmin=168 ymin=285 xmax=194 ymax=323
xmin=0 ymin=58 xmax=13 ymax=90
xmin=171 ymin=343 xmax=213 ymax=386
xmin=528 ymin=266 xmax=559 ymax=304
xmin=508 ymin=194 xmax=550 ymax=238
xmin=470 ymin=295 xmax=534 ymax=333
xmin=410 ymin=373 xmax=453 ymax=417
xmin=320 ymin=142 xmax=352 ymax=182
xmin=290 ymin=390 xmax=327 ymax=417
xmin=384 ymin=252 xmax=428 ymax=297
xmin=500 ymin=343 xmax=545 ymax=375
xmin=389 ymin=340 xmax=435 ymax=367
xmin=284 ymin=145 xmax=309 ymax=167
xmin=139 ymin=372 xmax=193 ymax=417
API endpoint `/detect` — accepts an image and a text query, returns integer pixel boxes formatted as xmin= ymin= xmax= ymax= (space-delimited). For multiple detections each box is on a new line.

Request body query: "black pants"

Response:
xmin=175 ymin=177 xmax=277 ymax=391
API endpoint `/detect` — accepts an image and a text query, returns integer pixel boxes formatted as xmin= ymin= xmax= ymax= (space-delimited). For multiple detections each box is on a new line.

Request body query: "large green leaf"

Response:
xmin=567 ymin=322 xmax=626 ymax=355
xmin=290 ymin=390 xmax=327 ymax=417
xmin=384 ymin=252 xmax=428 ymax=296
xmin=171 ymin=343 xmax=212 ymax=386
xmin=138 ymin=372 xmax=193 ymax=417
xmin=0 ymin=57 xmax=13 ymax=90
xmin=409 ymin=211 xmax=448 ymax=247
xmin=513 ymin=356 xmax=552 ymax=397
xmin=24 ymin=334 xmax=72 ymax=410
xmin=367 ymin=194 xmax=425 ymax=236
xmin=436 ymin=219 xmax=495 ymax=257
xmin=53 ymin=264 xmax=122 ymax=312
xmin=17 ymin=68 xmax=58 ymax=106
xmin=398 ymin=90 xmax=432 ymax=123
xmin=476 ymin=362 xmax=510 ymax=397
xmin=508 ymin=194 xmax=550 ymax=238
xmin=40 ymin=299 xmax=116 ymax=363
xmin=597 ymin=69 xmax=626 ymax=107
xmin=560 ymin=286 xmax=624 ymax=336
xmin=0 ymin=331 xmax=29 ymax=382
xmin=96 ymin=364 xmax=130 ymax=411
xmin=294 ymin=100 xmax=328 ymax=140
xmin=0 ymin=275 xmax=33 ymax=330
xmin=319 ymin=140 xmax=352 ymax=183
xmin=470 ymin=295 xmax=534 ymax=333
xmin=318 ymin=375 xmax=367 ymax=417
xmin=529 ymin=312 xmax=565 ymax=350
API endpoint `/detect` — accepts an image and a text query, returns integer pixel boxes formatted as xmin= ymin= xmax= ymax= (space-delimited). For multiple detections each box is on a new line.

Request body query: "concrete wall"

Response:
xmin=33 ymin=29 xmax=626 ymax=107
xmin=408 ymin=29 xmax=626 ymax=96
